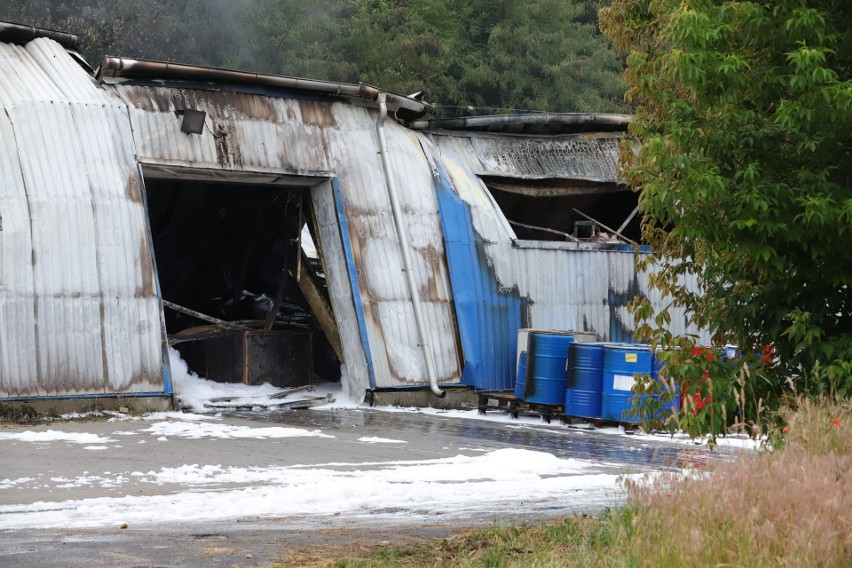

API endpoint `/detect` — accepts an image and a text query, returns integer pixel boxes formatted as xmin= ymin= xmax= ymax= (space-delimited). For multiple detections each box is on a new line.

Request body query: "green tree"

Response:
xmin=348 ymin=0 xmax=626 ymax=114
xmin=600 ymin=0 xmax=852 ymax=430
xmin=245 ymin=0 xmax=356 ymax=80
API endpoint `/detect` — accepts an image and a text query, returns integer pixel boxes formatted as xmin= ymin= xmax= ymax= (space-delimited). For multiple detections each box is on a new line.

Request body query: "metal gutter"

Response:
xmin=376 ymin=93 xmax=444 ymax=398
xmin=0 ymin=21 xmax=80 ymax=50
xmin=97 ymin=56 xmax=430 ymax=117
xmin=409 ymin=113 xmax=632 ymax=134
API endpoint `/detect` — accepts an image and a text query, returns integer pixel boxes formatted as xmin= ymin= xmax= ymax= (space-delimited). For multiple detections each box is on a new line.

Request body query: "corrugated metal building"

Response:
xmin=0 ymin=23 xmax=707 ymax=408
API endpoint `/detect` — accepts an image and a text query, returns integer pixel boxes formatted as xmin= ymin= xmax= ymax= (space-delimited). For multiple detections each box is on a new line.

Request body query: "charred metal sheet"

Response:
xmin=422 ymin=130 xmax=623 ymax=182
xmin=0 ymin=38 xmax=163 ymax=399
xmin=112 ymin=85 xmax=334 ymax=175
xmin=326 ymin=110 xmax=462 ymax=387
xmin=177 ymin=328 xmax=313 ymax=388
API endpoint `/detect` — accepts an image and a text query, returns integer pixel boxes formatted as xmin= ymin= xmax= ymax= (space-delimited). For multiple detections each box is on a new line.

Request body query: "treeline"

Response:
xmin=0 ymin=0 xmax=626 ymax=115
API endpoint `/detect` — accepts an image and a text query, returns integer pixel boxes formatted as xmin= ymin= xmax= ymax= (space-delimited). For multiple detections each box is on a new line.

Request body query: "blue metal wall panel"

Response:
xmin=332 ymin=178 xmax=378 ymax=388
xmin=428 ymin=158 xmax=521 ymax=391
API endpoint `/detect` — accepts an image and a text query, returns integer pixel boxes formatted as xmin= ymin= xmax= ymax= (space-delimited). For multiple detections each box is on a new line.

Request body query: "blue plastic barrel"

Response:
xmin=523 ymin=332 xmax=574 ymax=404
xmin=514 ymin=351 xmax=528 ymax=399
xmin=602 ymin=344 xmax=652 ymax=422
xmin=564 ymin=343 xmax=605 ymax=418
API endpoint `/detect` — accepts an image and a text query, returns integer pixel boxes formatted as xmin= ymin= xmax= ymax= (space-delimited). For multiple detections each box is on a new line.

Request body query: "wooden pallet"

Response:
xmin=477 ymin=392 xmax=564 ymax=423
xmin=560 ymin=415 xmax=640 ymax=432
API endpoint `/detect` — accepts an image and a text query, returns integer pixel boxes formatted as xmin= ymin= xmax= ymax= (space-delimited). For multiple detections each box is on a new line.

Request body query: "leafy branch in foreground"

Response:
xmin=600 ymin=0 xmax=852 ymax=434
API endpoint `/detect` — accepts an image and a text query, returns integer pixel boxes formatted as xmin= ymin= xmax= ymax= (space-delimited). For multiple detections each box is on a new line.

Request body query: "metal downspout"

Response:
xmin=375 ymin=93 xmax=444 ymax=398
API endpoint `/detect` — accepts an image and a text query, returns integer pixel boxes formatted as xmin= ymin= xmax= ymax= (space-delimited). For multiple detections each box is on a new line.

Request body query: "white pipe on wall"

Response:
xmin=375 ymin=93 xmax=444 ymax=398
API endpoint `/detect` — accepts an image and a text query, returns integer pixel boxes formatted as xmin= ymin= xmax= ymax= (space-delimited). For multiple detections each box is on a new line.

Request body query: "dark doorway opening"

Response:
xmin=144 ymin=178 xmax=341 ymax=387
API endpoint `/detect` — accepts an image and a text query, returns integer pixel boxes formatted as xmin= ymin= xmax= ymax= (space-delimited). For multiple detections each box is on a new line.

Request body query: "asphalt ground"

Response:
xmin=0 ymin=407 xmax=729 ymax=567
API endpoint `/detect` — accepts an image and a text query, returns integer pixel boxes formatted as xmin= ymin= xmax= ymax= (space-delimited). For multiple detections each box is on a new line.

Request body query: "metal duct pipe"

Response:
xmin=0 ymin=21 xmax=81 ymax=50
xmin=375 ymin=93 xmax=444 ymax=398
xmin=98 ymin=57 xmax=429 ymax=117
xmin=408 ymin=113 xmax=632 ymax=132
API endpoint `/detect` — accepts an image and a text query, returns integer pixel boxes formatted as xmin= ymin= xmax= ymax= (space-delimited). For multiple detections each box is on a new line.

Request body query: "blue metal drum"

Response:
xmin=564 ymin=343 xmax=605 ymax=418
xmin=523 ymin=332 xmax=574 ymax=404
xmin=602 ymin=344 xmax=652 ymax=422
xmin=514 ymin=351 xmax=528 ymax=399
xmin=602 ymin=344 xmax=680 ymax=422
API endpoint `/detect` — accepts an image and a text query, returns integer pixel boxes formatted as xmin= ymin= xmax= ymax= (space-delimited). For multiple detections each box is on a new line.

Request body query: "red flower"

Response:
xmin=830 ymin=418 xmax=842 ymax=428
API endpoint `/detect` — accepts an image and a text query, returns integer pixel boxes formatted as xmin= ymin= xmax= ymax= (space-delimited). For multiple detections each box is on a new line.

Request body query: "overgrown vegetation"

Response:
xmin=0 ymin=0 xmax=626 ymax=115
xmin=312 ymin=398 xmax=850 ymax=567
xmin=597 ymin=0 xmax=852 ymax=436
xmin=0 ymin=403 xmax=43 ymax=424
xmin=0 ymin=401 xmax=140 ymax=425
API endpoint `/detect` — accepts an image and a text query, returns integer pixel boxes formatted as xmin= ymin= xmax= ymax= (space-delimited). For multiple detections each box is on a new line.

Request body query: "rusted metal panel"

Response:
xmin=0 ymin=38 xmax=163 ymax=398
xmin=177 ymin=328 xmax=313 ymax=388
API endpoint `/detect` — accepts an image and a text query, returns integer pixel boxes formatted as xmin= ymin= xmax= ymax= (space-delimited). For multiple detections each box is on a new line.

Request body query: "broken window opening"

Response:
xmin=480 ymin=176 xmax=643 ymax=244
xmin=144 ymin=178 xmax=341 ymax=388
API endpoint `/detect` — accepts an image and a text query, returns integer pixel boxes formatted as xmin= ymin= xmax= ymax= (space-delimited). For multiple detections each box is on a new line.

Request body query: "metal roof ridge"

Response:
xmin=97 ymin=56 xmax=430 ymax=118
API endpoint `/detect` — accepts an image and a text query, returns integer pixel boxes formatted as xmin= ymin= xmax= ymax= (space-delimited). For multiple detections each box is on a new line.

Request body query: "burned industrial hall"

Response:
xmin=0 ymin=21 xmax=707 ymax=410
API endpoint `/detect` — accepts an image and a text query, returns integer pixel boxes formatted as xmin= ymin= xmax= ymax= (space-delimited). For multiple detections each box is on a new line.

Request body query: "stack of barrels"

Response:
xmin=514 ymin=333 xmax=679 ymax=423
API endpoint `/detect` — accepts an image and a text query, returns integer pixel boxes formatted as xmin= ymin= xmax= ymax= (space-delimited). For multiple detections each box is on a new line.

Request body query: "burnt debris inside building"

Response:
xmin=145 ymin=178 xmax=340 ymax=388
xmin=480 ymin=176 xmax=640 ymax=243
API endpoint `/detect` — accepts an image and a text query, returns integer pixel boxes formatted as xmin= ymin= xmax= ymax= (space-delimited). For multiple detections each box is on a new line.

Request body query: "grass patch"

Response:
xmin=291 ymin=397 xmax=851 ymax=567
xmin=323 ymin=516 xmax=618 ymax=568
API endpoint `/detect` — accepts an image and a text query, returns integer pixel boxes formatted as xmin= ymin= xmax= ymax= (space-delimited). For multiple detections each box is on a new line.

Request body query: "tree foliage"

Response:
xmin=600 ymin=0 xmax=852 ymax=428
xmin=0 ymin=0 xmax=625 ymax=114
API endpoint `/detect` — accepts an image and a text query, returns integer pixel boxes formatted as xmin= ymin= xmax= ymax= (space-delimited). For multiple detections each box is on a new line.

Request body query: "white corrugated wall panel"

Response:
xmin=0 ymin=38 xmax=164 ymax=397
xmin=71 ymin=103 xmax=162 ymax=391
xmin=12 ymin=101 xmax=104 ymax=394
xmin=26 ymin=39 xmax=113 ymax=106
xmin=0 ymin=107 xmax=39 ymax=396
xmin=0 ymin=42 xmax=66 ymax=107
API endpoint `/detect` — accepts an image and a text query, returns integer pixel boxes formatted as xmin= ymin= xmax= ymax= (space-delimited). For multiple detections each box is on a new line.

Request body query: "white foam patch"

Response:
xmin=0 ymin=477 xmax=34 ymax=489
xmin=0 ymin=449 xmax=634 ymax=529
xmin=0 ymin=431 xmax=117 ymax=445
xmin=140 ymin=421 xmax=334 ymax=440
xmin=358 ymin=437 xmax=407 ymax=444
xmin=167 ymin=348 xmax=344 ymax=412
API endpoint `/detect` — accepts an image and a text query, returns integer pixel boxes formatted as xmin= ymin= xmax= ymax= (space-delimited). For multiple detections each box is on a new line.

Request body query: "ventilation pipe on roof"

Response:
xmin=375 ymin=93 xmax=445 ymax=398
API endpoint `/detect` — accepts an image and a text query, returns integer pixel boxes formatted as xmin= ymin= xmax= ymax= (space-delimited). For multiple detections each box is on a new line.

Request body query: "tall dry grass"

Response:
xmin=618 ymin=398 xmax=851 ymax=567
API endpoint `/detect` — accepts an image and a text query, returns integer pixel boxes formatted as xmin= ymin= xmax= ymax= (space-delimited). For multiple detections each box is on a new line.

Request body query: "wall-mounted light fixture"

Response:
xmin=180 ymin=109 xmax=206 ymax=135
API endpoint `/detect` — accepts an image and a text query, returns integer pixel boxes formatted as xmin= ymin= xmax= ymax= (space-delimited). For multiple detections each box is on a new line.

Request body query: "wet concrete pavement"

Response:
xmin=0 ymin=407 xmax=731 ymax=567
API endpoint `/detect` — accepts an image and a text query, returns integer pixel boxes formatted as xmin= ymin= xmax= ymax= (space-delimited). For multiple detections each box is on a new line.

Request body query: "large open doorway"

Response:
xmin=143 ymin=175 xmax=341 ymax=389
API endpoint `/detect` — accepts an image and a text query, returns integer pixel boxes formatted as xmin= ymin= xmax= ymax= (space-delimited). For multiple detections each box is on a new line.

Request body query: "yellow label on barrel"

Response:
xmin=625 ymin=353 xmax=638 ymax=363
